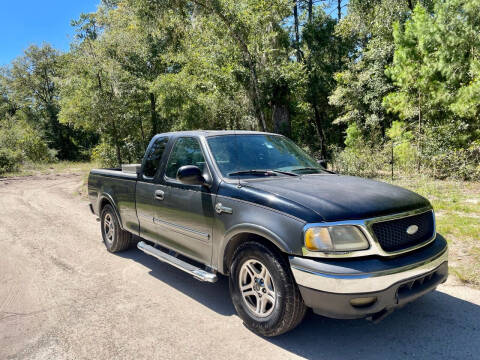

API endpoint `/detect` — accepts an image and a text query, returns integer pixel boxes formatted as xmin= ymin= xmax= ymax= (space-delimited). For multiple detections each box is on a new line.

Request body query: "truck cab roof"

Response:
xmin=153 ymin=130 xmax=279 ymax=138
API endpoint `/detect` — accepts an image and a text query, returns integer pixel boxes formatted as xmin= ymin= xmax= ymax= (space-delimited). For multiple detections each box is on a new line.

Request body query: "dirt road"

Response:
xmin=1 ymin=174 xmax=479 ymax=360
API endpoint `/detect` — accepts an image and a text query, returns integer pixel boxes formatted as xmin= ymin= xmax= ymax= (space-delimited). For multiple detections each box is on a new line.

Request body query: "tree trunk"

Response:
xmin=139 ymin=115 xmax=147 ymax=152
xmin=109 ymin=112 xmax=122 ymax=166
xmin=272 ymin=103 xmax=291 ymax=137
xmin=149 ymin=92 xmax=158 ymax=138
xmin=247 ymin=61 xmax=267 ymax=131
xmin=46 ymin=103 xmax=68 ymax=159
xmin=313 ymin=104 xmax=328 ymax=159
xmin=407 ymin=0 xmax=414 ymax=11
xmin=115 ymin=141 xmax=122 ymax=166
xmin=293 ymin=0 xmax=302 ymax=61
xmin=308 ymin=0 xmax=313 ymax=23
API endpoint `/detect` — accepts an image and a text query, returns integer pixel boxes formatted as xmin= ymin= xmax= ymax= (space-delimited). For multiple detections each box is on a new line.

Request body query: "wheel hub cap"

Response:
xmin=104 ymin=213 xmax=114 ymax=244
xmin=239 ymin=259 xmax=276 ymax=317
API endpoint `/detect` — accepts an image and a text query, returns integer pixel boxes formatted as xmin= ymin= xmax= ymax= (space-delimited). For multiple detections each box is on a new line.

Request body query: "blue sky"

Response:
xmin=0 ymin=0 xmax=99 ymax=65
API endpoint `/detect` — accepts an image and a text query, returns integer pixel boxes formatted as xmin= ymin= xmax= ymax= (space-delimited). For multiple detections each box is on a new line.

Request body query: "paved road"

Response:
xmin=1 ymin=174 xmax=479 ymax=360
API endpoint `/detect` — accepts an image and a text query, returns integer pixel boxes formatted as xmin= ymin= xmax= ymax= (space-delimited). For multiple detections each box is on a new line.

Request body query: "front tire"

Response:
xmin=100 ymin=204 xmax=132 ymax=253
xmin=229 ymin=241 xmax=306 ymax=337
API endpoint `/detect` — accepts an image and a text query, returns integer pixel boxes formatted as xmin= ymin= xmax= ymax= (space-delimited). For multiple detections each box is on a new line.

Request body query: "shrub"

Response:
xmin=330 ymin=124 xmax=389 ymax=178
xmin=92 ymin=136 xmax=145 ymax=168
xmin=0 ymin=116 xmax=55 ymax=174
xmin=330 ymin=145 xmax=388 ymax=178
xmin=387 ymin=121 xmax=417 ymax=171
xmin=91 ymin=141 xmax=118 ymax=168
xmin=344 ymin=123 xmax=363 ymax=148
xmin=19 ymin=126 xmax=55 ymax=162
xmin=428 ymin=142 xmax=480 ymax=181
xmin=419 ymin=123 xmax=480 ymax=180
xmin=0 ymin=148 xmax=24 ymax=173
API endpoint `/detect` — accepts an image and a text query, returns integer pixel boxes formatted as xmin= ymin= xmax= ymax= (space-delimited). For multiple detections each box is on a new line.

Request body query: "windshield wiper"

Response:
xmin=293 ymin=167 xmax=336 ymax=174
xmin=228 ymin=169 xmax=298 ymax=177
xmin=271 ymin=169 xmax=299 ymax=176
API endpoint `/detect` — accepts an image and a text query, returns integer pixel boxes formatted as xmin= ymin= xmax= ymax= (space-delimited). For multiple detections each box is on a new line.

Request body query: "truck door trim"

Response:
xmin=153 ymin=217 xmax=211 ymax=243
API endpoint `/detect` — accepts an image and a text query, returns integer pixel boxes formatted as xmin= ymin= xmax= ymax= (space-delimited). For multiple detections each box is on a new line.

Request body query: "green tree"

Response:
xmin=1 ymin=44 xmax=95 ymax=160
xmin=135 ymin=0 xmax=304 ymax=133
xmin=383 ymin=5 xmax=434 ymax=163
xmin=59 ymin=11 xmax=141 ymax=165
xmin=330 ymin=0 xmax=432 ymax=139
xmin=384 ymin=0 xmax=480 ymax=167
xmin=301 ymin=7 xmax=351 ymax=158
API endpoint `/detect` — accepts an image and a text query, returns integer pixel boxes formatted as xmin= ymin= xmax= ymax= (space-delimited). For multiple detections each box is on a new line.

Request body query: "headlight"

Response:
xmin=304 ymin=225 xmax=369 ymax=252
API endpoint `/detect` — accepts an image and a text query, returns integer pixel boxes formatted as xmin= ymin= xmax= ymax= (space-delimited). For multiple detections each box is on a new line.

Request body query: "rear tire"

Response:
xmin=229 ymin=241 xmax=306 ymax=337
xmin=100 ymin=204 xmax=132 ymax=253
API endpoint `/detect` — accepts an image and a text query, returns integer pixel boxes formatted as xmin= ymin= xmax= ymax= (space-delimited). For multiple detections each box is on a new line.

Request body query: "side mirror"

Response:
xmin=177 ymin=165 xmax=208 ymax=186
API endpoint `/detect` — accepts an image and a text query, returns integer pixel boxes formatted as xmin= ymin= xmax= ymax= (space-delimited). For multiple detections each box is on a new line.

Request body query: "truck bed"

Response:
xmin=88 ymin=168 xmax=139 ymax=234
xmin=90 ymin=167 xmax=138 ymax=180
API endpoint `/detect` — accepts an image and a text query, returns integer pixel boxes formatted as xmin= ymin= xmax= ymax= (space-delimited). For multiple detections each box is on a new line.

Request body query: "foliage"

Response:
xmin=330 ymin=123 xmax=389 ymax=178
xmin=0 ymin=116 xmax=55 ymax=173
xmin=299 ymin=7 xmax=351 ymax=157
xmin=386 ymin=121 xmax=416 ymax=169
xmin=330 ymin=0 xmax=422 ymax=135
xmin=384 ymin=0 xmax=480 ymax=167
xmin=0 ymin=148 xmax=23 ymax=173
xmin=91 ymin=141 xmax=121 ymax=168
xmin=0 ymin=44 xmax=97 ymax=164
xmin=330 ymin=143 xmax=389 ymax=178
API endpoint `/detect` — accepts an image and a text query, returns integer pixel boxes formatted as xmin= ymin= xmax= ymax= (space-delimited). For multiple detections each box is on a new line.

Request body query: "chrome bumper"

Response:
xmin=290 ymin=240 xmax=448 ymax=294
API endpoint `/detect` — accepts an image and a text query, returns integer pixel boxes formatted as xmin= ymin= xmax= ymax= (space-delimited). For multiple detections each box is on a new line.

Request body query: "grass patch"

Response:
xmin=0 ymin=160 xmax=99 ymax=178
xmin=386 ymin=176 xmax=480 ymax=287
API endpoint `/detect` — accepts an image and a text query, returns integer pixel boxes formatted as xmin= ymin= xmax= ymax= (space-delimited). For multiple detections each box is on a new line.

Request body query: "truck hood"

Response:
xmin=243 ymin=174 xmax=430 ymax=222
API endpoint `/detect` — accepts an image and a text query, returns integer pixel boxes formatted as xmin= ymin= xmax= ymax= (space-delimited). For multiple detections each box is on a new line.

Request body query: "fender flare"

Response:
xmin=218 ymin=223 xmax=293 ymax=274
xmin=98 ymin=192 xmax=124 ymax=230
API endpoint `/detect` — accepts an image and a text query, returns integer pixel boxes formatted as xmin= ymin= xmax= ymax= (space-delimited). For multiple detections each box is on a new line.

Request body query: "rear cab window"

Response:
xmin=142 ymin=137 xmax=169 ymax=179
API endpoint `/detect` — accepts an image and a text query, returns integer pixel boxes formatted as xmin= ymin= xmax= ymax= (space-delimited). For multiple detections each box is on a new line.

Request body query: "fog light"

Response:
xmin=350 ymin=297 xmax=377 ymax=308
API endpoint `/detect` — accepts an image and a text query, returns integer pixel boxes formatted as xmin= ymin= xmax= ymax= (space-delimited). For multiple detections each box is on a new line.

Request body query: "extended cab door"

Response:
xmin=152 ymin=136 xmax=215 ymax=265
xmin=136 ymin=136 xmax=169 ymax=242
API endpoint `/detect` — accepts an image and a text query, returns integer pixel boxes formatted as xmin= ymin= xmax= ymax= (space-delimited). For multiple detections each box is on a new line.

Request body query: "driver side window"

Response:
xmin=165 ymin=137 xmax=206 ymax=179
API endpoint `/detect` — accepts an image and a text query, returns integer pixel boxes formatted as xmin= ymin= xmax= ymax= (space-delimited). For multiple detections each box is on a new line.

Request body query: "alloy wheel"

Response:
xmin=238 ymin=259 xmax=276 ymax=317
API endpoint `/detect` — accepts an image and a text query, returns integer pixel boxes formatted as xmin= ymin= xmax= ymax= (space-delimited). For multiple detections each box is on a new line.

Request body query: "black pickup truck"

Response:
xmin=88 ymin=131 xmax=448 ymax=336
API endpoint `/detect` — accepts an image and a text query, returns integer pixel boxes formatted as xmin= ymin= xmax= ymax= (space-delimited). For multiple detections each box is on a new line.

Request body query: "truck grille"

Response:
xmin=371 ymin=210 xmax=435 ymax=252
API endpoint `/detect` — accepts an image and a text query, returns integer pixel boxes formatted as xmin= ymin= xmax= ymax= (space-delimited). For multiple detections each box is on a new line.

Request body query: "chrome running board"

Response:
xmin=137 ymin=241 xmax=217 ymax=283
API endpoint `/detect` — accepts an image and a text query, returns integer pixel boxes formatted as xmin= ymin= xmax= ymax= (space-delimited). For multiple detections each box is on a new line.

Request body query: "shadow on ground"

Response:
xmin=121 ymin=248 xmax=479 ymax=360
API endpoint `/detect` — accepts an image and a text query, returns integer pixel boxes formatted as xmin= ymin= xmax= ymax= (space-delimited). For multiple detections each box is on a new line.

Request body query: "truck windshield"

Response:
xmin=206 ymin=134 xmax=326 ymax=178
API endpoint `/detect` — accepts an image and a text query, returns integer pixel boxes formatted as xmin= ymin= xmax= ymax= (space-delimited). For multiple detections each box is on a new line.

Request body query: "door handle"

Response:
xmin=154 ymin=190 xmax=164 ymax=201
xmin=215 ymin=202 xmax=233 ymax=214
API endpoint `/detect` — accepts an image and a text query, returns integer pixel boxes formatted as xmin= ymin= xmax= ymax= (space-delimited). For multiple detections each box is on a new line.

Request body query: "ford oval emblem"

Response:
xmin=406 ymin=225 xmax=419 ymax=235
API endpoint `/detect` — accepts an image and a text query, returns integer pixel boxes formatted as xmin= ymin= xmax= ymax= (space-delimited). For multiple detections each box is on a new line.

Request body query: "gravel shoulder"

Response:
xmin=1 ymin=174 xmax=479 ymax=360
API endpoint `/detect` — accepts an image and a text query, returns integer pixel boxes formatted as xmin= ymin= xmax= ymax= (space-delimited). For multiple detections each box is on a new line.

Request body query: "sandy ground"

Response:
xmin=1 ymin=174 xmax=479 ymax=360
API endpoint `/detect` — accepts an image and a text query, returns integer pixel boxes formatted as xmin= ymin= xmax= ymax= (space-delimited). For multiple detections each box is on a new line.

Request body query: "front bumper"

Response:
xmin=290 ymin=234 xmax=448 ymax=319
